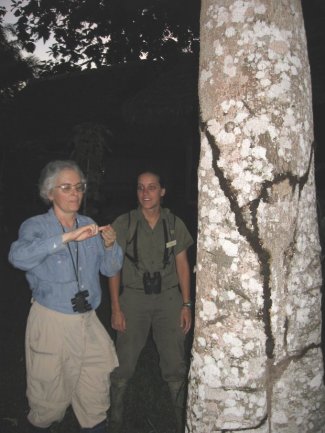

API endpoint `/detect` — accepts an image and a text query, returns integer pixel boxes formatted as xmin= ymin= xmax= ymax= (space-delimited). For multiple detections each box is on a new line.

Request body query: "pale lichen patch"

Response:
xmin=200 ymin=299 xmax=218 ymax=321
xmin=224 ymin=55 xmax=237 ymax=77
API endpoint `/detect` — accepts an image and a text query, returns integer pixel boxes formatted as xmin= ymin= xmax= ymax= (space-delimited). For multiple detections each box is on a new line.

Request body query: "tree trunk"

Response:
xmin=187 ymin=1 xmax=325 ymax=432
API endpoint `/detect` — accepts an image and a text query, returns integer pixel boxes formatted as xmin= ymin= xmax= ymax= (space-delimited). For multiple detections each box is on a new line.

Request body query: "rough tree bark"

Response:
xmin=187 ymin=1 xmax=325 ymax=432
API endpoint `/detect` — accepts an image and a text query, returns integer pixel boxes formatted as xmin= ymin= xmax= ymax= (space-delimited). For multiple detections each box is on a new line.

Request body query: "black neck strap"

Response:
xmin=59 ymin=219 xmax=81 ymax=292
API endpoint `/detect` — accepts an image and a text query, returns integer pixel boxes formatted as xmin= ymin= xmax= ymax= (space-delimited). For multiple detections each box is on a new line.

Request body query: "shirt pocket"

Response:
xmin=41 ymin=250 xmax=76 ymax=283
xmin=80 ymin=237 xmax=102 ymax=263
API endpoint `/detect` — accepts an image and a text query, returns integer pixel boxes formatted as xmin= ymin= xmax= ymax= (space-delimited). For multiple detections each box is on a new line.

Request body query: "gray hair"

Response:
xmin=39 ymin=160 xmax=86 ymax=205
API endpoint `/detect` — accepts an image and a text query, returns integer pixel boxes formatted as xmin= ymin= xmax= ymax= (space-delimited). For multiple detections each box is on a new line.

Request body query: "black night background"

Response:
xmin=0 ymin=1 xmax=325 ymax=432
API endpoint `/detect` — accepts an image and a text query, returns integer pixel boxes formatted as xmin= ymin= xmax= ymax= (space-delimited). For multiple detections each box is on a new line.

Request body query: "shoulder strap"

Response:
xmin=162 ymin=210 xmax=176 ymax=268
xmin=127 ymin=210 xmax=138 ymax=244
xmin=125 ymin=210 xmax=139 ymax=269
xmin=167 ymin=210 xmax=176 ymax=238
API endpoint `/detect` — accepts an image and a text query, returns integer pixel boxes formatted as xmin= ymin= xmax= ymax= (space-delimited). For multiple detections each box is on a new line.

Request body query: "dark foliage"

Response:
xmin=0 ymin=18 xmax=37 ymax=101
xmin=10 ymin=0 xmax=200 ymax=75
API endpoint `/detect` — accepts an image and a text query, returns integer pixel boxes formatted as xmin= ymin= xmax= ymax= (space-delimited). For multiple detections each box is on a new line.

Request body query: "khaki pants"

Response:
xmin=25 ymin=302 xmax=118 ymax=429
xmin=112 ymin=286 xmax=186 ymax=384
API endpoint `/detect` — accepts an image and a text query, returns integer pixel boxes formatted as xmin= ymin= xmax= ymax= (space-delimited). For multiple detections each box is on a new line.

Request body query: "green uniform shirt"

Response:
xmin=112 ymin=207 xmax=194 ymax=291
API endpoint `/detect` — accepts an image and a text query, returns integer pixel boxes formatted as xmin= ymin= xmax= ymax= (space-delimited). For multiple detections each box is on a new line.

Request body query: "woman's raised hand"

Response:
xmin=62 ymin=224 xmax=99 ymax=244
xmin=99 ymin=225 xmax=116 ymax=248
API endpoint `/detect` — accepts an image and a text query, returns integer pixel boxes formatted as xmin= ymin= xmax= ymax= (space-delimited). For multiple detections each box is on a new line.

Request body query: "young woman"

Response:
xmin=108 ymin=170 xmax=194 ymax=433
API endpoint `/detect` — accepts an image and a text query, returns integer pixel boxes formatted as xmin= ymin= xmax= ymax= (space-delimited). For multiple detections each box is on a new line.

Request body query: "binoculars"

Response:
xmin=143 ymin=271 xmax=161 ymax=294
xmin=71 ymin=290 xmax=92 ymax=313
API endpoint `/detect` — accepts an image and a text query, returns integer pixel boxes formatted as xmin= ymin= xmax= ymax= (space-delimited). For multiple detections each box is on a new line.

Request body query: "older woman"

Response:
xmin=9 ymin=160 xmax=123 ymax=433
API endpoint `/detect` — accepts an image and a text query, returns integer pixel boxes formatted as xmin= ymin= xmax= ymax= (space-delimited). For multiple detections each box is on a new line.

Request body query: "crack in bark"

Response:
xmin=220 ymin=414 xmax=268 ymax=432
xmin=270 ymin=342 xmax=321 ymax=382
xmin=283 ymin=316 xmax=289 ymax=349
xmin=230 ymin=287 xmax=251 ymax=303
xmin=222 ymin=386 xmax=262 ymax=392
xmin=201 ymin=120 xmax=314 ymax=361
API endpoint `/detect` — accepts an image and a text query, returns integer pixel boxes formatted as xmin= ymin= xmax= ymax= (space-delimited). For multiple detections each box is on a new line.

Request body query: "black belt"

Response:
xmin=125 ymin=284 xmax=179 ymax=292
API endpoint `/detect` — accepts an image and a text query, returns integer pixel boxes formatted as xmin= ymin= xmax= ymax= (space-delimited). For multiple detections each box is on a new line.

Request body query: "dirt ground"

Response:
xmin=0 ymin=231 xmax=191 ymax=433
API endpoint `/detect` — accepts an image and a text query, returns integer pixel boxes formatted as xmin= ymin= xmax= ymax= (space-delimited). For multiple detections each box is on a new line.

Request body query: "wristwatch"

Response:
xmin=182 ymin=301 xmax=192 ymax=309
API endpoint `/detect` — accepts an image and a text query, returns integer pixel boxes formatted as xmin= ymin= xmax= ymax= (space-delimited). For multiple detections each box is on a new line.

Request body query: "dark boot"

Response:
xmin=108 ymin=380 xmax=128 ymax=433
xmin=80 ymin=419 xmax=107 ymax=433
xmin=168 ymin=380 xmax=186 ymax=433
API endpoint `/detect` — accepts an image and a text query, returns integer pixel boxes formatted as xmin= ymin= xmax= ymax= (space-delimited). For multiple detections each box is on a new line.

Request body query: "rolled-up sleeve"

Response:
xmin=100 ymin=241 xmax=123 ymax=277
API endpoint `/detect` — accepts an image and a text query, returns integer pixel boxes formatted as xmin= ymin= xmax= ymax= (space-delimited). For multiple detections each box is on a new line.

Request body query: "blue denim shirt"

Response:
xmin=8 ymin=208 xmax=123 ymax=314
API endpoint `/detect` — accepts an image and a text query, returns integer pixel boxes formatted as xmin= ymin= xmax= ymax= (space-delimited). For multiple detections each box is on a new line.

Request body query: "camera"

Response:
xmin=71 ymin=290 xmax=92 ymax=313
xmin=143 ymin=271 xmax=161 ymax=294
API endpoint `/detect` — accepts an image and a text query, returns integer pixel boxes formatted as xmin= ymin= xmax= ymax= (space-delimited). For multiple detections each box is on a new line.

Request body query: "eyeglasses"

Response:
xmin=54 ymin=183 xmax=87 ymax=193
xmin=137 ymin=184 xmax=159 ymax=192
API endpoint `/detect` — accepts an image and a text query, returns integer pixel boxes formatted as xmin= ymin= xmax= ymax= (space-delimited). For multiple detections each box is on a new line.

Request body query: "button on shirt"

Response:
xmin=9 ymin=208 xmax=123 ymax=314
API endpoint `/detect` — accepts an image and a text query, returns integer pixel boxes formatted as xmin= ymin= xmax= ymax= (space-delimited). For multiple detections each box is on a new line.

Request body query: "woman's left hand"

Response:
xmin=180 ymin=306 xmax=192 ymax=334
xmin=99 ymin=225 xmax=116 ymax=248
